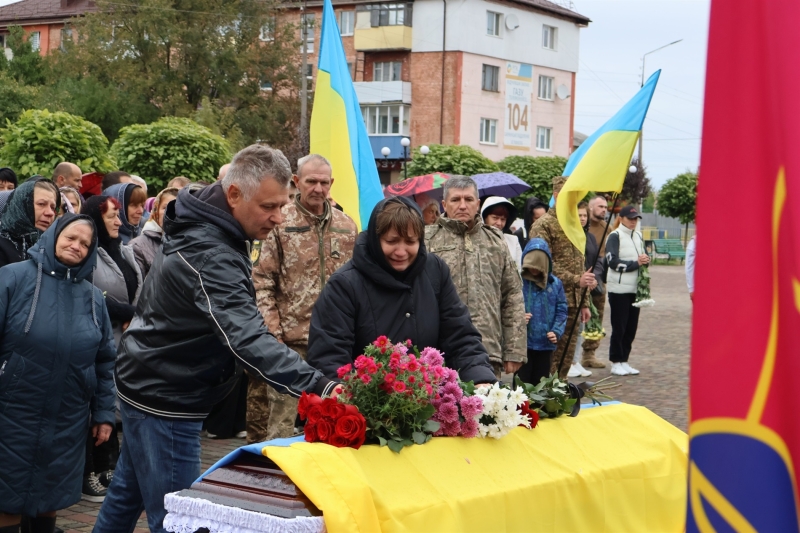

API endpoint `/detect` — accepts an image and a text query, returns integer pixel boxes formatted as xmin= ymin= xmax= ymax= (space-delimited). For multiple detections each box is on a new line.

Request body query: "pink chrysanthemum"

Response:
xmin=459 ymin=395 xmax=483 ymax=419
xmin=420 ymin=347 xmax=444 ymax=367
xmin=441 ymin=419 xmax=461 ymax=436
xmin=442 ymin=382 xmax=462 ymax=399
xmin=461 ymin=418 xmax=479 ymax=438
xmin=436 ymin=401 xmax=460 ymax=424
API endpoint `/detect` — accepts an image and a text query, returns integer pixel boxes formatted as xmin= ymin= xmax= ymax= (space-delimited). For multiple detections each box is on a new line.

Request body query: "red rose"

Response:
xmin=329 ymin=434 xmax=352 ymax=448
xmin=304 ymin=421 xmax=318 ymax=442
xmin=298 ymin=392 xmax=323 ymax=421
xmin=316 ymin=418 xmax=335 ymax=442
xmin=319 ymin=398 xmax=346 ymax=419
xmin=520 ymin=401 xmax=539 ymax=428
xmin=334 ymin=412 xmax=367 ymax=449
xmin=306 ymin=404 xmax=323 ymax=424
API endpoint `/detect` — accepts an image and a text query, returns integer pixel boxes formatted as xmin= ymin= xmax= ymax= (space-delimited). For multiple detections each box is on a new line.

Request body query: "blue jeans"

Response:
xmin=93 ymin=401 xmax=203 ymax=533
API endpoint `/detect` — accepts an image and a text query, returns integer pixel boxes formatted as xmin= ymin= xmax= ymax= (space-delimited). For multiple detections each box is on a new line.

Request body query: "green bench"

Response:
xmin=649 ymin=239 xmax=686 ymax=263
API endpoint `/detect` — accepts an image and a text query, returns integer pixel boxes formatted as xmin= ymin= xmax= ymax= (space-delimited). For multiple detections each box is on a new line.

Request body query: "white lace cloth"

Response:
xmin=163 ymin=493 xmax=326 ymax=533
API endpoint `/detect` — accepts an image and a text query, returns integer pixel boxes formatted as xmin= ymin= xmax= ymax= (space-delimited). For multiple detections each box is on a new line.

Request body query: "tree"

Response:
xmin=110 ymin=117 xmax=231 ymax=189
xmin=405 ymin=144 xmax=499 ymax=177
xmin=0 ymin=74 xmax=38 ymax=125
xmin=641 ymin=191 xmax=656 ymax=213
xmin=621 ymin=158 xmax=653 ymax=205
xmin=0 ymin=109 xmax=115 ymax=179
xmin=497 ymin=155 xmax=567 ymax=211
xmin=44 ymin=0 xmax=303 ymax=151
xmin=1 ymin=26 xmax=46 ymax=86
xmin=657 ymin=170 xmax=698 ymax=245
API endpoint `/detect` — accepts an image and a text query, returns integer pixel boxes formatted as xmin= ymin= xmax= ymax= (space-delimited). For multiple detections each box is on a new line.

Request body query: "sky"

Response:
xmin=570 ymin=0 xmax=710 ymax=189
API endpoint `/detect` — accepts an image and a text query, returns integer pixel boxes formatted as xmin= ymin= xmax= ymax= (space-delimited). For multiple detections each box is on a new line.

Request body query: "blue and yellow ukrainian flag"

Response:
xmin=310 ymin=0 xmax=383 ymax=230
xmin=556 ymin=70 xmax=661 ymax=251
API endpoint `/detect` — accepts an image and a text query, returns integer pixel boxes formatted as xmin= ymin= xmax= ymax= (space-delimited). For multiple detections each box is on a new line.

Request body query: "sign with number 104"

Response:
xmin=504 ymin=62 xmax=532 ymax=150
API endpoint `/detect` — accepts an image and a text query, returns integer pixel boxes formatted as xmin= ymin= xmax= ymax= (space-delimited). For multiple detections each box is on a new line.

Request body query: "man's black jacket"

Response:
xmin=115 ymin=183 xmax=333 ymax=419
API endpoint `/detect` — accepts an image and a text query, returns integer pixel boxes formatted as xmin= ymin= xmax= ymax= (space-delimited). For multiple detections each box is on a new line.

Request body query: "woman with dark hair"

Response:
xmin=103 ymin=183 xmax=146 ymax=244
xmin=306 ymin=197 xmax=496 ymax=385
xmin=0 ymin=167 xmax=17 ymax=191
xmin=0 ymin=214 xmax=116 ymax=533
xmin=130 ymin=187 xmax=179 ymax=278
xmin=79 ymin=195 xmax=142 ymax=501
xmin=481 ymin=196 xmax=523 ymax=271
xmin=0 ymin=177 xmax=60 ymax=268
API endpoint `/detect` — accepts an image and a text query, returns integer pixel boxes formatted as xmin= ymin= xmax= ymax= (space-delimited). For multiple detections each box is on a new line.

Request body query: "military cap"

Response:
xmin=552 ymin=176 xmax=568 ymax=194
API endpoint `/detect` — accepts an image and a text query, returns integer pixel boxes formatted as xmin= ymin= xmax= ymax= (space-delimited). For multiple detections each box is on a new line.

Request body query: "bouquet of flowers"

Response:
xmin=474 ymin=383 xmax=532 ymax=438
xmin=580 ymin=299 xmax=606 ymax=341
xmin=632 ymin=264 xmax=655 ymax=308
xmin=298 ymin=393 xmax=367 ymax=448
xmin=428 ymin=355 xmax=484 ymax=438
xmin=336 ymin=337 xmax=446 ymax=452
xmin=515 ymin=374 xmax=619 ymax=418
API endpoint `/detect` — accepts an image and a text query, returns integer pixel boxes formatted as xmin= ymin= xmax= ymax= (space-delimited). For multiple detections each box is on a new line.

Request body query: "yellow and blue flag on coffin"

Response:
xmin=556 ymin=70 xmax=661 ymax=251
xmin=310 ymin=0 xmax=383 ymax=231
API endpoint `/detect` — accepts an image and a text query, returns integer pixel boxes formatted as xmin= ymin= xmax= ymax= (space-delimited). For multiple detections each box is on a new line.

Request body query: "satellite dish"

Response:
xmin=505 ymin=14 xmax=520 ymax=31
xmin=556 ymin=84 xmax=571 ymax=100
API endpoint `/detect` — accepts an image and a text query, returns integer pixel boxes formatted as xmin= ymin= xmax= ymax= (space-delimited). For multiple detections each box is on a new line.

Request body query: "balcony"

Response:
xmin=354 ymin=26 xmax=412 ymax=51
xmin=354 ymin=81 xmax=412 ymax=105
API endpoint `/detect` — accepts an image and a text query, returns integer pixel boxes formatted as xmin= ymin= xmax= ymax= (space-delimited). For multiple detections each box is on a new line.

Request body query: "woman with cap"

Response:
xmin=102 ymin=182 xmax=147 ymax=244
xmin=0 ymin=214 xmax=116 ymax=533
xmin=307 ymin=196 xmax=496 ymax=385
xmin=481 ymin=196 xmax=523 ymax=271
xmin=605 ymin=205 xmax=650 ymax=376
xmin=0 ymin=177 xmax=60 ymax=268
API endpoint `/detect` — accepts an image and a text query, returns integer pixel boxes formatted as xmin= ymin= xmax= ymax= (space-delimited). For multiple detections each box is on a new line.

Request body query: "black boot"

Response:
xmin=27 ymin=517 xmax=56 ymax=533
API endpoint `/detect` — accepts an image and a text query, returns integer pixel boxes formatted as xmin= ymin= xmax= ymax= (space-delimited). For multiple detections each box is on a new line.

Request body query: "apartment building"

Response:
xmin=0 ymin=0 xmax=92 ymax=58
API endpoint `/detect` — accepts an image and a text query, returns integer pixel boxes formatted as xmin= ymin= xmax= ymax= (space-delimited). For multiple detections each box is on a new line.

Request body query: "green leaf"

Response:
xmin=422 ymin=420 xmax=440 ymax=433
xmin=387 ymin=439 xmax=405 ymax=453
xmin=412 ymin=431 xmax=426 ymax=445
xmin=378 ymin=437 xmax=387 ymax=447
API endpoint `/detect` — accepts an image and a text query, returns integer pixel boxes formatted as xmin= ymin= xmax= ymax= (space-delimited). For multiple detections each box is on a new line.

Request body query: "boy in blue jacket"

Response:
xmin=516 ymin=238 xmax=568 ymax=385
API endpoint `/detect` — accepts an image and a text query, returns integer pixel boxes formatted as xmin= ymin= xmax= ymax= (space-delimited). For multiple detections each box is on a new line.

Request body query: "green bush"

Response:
xmin=111 ymin=118 xmax=232 ymax=190
xmin=497 ymin=155 xmax=567 ymax=211
xmin=657 ymin=171 xmax=698 ymax=224
xmin=0 ymin=109 xmax=114 ymax=179
xmin=405 ymin=144 xmax=499 ymax=177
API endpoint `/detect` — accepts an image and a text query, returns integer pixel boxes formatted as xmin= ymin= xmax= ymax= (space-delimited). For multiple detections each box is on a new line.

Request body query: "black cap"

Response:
xmin=620 ymin=205 xmax=642 ymax=219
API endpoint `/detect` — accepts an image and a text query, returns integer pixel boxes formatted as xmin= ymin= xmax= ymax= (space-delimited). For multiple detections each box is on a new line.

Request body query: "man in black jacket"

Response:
xmin=95 ymin=145 xmax=337 ymax=533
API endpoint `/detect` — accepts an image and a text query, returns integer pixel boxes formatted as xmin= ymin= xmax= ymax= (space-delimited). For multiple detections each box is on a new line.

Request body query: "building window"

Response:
xmin=29 ymin=31 xmax=40 ymax=52
xmin=542 ymin=25 xmax=556 ymax=50
xmin=305 ymin=64 xmax=313 ymax=78
xmin=301 ymin=13 xmax=315 ymax=53
xmin=482 ymin=64 xmax=499 ymax=92
xmin=536 ymin=126 xmax=552 ymax=150
xmin=538 ymin=76 xmax=554 ymax=100
xmin=260 ymin=18 xmax=275 ymax=41
xmin=339 ymin=10 xmax=355 ymax=36
xmin=480 ymin=118 xmax=497 ymax=144
xmin=362 ymin=4 xmax=413 ymax=27
xmin=60 ymin=28 xmax=73 ymax=51
xmin=361 ymin=104 xmax=411 ymax=135
xmin=486 ymin=11 xmax=501 ymax=37
xmin=347 ymin=61 xmax=354 ymax=79
xmin=261 ymin=80 xmax=273 ymax=91
xmin=374 ymin=61 xmax=401 ymax=82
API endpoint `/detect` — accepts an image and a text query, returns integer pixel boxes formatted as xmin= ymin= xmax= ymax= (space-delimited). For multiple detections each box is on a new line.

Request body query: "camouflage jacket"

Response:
xmin=529 ymin=207 xmax=589 ymax=309
xmin=426 ymin=216 xmax=526 ymax=364
xmin=253 ymin=198 xmax=357 ymax=346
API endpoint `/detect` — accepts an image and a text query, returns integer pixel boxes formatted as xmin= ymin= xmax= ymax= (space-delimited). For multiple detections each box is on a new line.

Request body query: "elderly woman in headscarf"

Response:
xmin=0 ymin=177 xmax=60 ymax=268
xmin=130 ymin=187 xmax=179 ymax=278
xmin=60 ymin=186 xmax=83 ymax=215
xmin=0 ymin=214 xmax=116 ymax=533
xmin=414 ymin=192 xmax=441 ymax=225
xmin=103 ymin=182 xmax=147 ymax=244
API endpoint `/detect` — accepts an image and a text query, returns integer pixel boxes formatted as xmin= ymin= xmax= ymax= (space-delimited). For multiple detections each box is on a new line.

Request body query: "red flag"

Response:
xmin=689 ymin=0 xmax=800 ymax=530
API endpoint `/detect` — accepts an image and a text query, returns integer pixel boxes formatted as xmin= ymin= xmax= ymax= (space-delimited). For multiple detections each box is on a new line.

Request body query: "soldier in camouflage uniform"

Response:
xmin=425 ymin=176 xmax=526 ymax=377
xmin=248 ymin=154 xmax=357 ymax=443
xmin=529 ymin=177 xmax=595 ymax=380
xmin=581 ymin=195 xmax=610 ymax=368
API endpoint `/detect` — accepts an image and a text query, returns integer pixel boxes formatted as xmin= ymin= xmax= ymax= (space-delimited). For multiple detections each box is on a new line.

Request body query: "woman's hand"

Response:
xmin=328 ymin=384 xmax=344 ymax=399
xmin=92 ymin=423 xmax=113 ymax=446
xmin=524 ymin=313 xmax=532 ymax=324
xmin=638 ymin=254 xmax=651 ymax=265
xmin=122 ymin=321 xmax=131 ymax=332
xmin=546 ymin=332 xmax=557 ymax=344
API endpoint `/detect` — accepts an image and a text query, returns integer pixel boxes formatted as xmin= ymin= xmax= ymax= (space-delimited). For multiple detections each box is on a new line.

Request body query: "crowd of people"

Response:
xmin=0 ymin=145 xmax=658 ymax=533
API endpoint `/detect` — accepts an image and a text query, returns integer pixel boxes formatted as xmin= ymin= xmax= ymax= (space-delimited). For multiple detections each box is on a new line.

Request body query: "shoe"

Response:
xmin=201 ymin=430 xmax=218 ymax=439
xmin=97 ymin=470 xmax=113 ymax=488
xmin=576 ymin=362 xmax=592 ymax=377
xmin=622 ymin=362 xmax=640 ymax=375
xmin=236 ymin=431 xmax=247 ymax=439
xmin=610 ymin=363 xmax=630 ymax=376
xmin=582 ymin=359 xmax=607 ymax=369
xmin=567 ymin=364 xmax=582 ymax=378
xmin=81 ymin=472 xmax=107 ymax=502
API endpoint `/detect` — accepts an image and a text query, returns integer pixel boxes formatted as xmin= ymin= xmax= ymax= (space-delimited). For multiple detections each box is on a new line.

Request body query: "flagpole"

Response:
xmin=556 ymin=193 xmax=621 ymax=377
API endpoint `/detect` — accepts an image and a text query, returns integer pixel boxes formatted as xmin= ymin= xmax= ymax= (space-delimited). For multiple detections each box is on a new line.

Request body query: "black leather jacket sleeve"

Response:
xmin=193 ymin=250 xmax=333 ymax=398
xmin=435 ymin=261 xmax=497 ymax=384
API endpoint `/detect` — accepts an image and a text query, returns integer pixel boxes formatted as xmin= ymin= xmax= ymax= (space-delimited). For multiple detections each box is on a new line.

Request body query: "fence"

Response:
xmin=640 ymin=212 xmax=695 ymax=243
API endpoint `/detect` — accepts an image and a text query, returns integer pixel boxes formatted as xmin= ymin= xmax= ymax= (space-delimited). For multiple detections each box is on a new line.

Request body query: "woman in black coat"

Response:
xmin=0 ymin=214 xmax=116 ymax=533
xmin=307 ymin=196 xmax=496 ymax=385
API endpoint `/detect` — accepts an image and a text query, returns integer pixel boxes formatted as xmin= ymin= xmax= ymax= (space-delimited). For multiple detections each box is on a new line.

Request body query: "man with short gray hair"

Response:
xmin=95 ymin=144 xmax=339 ymax=533
xmin=426 ymin=175 xmax=526 ymax=377
xmin=247 ymin=153 xmax=357 ymax=443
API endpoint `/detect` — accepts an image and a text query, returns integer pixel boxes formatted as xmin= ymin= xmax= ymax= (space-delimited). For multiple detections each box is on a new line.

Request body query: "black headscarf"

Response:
xmin=0 ymin=176 xmax=60 ymax=246
xmin=355 ymin=196 xmax=428 ymax=285
xmin=81 ymin=194 xmax=139 ymax=303
xmin=53 ymin=213 xmax=99 ymax=269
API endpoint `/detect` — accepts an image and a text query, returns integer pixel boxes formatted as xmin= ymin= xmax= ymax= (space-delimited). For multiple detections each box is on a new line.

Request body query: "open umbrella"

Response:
xmin=472 ymin=172 xmax=530 ymax=198
xmin=383 ymin=173 xmax=450 ymax=199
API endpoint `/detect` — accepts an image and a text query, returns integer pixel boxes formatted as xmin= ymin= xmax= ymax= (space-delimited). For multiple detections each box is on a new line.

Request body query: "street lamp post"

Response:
xmin=637 ymin=39 xmax=683 ymax=169
xmin=400 ymin=137 xmax=410 ymax=179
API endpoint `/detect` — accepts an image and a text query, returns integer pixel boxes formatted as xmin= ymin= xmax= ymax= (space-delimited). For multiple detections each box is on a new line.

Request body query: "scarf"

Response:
xmin=522 ymin=249 xmax=550 ymax=289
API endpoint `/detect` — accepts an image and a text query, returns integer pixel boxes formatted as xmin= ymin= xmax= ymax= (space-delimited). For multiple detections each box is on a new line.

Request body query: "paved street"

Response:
xmin=57 ymin=264 xmax=691 ymax=532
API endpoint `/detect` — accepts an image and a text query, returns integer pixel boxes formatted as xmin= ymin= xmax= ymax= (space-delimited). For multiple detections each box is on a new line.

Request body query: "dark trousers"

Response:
xmin=515 ymin=349 xmax=554 ymax=386
xmin=608 ymin=292 xmax=640 ymax=363
xmin=205 ymin=371 xmax=248 ymax=439
xmin=84 ymin=424 xmax=119 ymax=476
